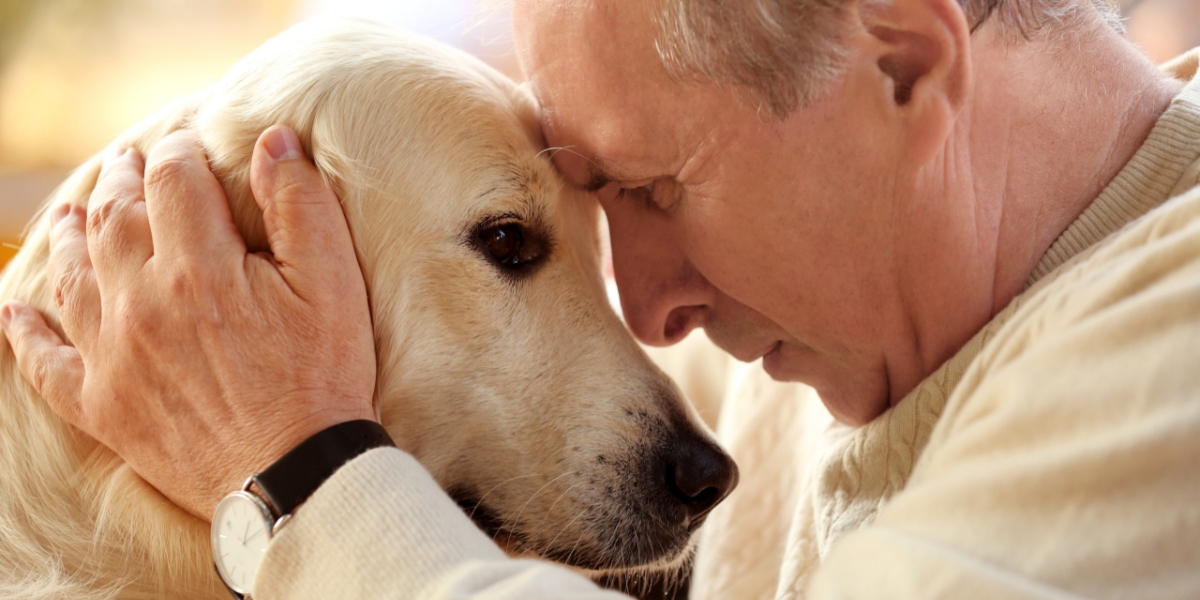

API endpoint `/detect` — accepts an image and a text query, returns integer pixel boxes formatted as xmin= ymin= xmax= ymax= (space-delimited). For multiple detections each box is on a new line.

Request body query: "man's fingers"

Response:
xmin=87 ymin=147 xmax=154 ymax=287
xmin=143 ymin=129 xmax=247 ymax=263
xmin=48 ymin=203 xmax=101 ymax=354
xmin=249 ymin=125 xmax=363 ymax=302
xmin=0 ymin=301 xmax=85 ymax=427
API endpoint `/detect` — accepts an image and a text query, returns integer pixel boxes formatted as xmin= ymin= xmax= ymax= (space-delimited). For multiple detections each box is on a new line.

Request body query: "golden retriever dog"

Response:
xmin=0 ymin=19 xmax=737 ymax=600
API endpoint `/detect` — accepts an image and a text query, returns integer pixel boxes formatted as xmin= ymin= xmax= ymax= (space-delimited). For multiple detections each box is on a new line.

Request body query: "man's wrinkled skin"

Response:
xmin=0 ymin=127 xmax=375 ymax=518
xmin=0 ymin=0 xmax=1184 ymax=516
xmin=512 ymin=0 xmax=1182 ymax=424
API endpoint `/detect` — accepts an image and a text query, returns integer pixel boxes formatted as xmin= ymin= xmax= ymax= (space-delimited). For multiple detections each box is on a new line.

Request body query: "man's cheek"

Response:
xmin=682 ymin=217 xmax=750 ymax=280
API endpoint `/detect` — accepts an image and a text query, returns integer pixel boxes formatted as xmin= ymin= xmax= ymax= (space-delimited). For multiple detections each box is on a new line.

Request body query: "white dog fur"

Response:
xmin=0 ymin=19 xmax=729 ymax=599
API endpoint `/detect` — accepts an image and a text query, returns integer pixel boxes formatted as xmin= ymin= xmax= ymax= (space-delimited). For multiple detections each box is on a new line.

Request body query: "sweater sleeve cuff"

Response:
xmin=252 ymin=446 xmax=508 ymax=599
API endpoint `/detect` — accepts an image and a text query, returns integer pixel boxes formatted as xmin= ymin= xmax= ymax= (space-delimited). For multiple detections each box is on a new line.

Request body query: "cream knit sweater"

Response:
xmin=254 ymin=50 xmax=1200 ymax=600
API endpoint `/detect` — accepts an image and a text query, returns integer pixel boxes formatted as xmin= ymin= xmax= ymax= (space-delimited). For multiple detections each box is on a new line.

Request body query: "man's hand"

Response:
xmin=0 ymin=125 xmax=377 ymax=519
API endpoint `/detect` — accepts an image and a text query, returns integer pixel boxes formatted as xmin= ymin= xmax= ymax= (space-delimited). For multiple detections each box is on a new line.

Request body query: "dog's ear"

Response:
xmin=190 ymin=110 xmax=270 ymax=254
xmin=193 ymin=106 xmax=359 ymax=256
xmin=196 ymin=119 xmax=357 ymax=257
xmin=115 ymin=92 xmax=277 ymax=254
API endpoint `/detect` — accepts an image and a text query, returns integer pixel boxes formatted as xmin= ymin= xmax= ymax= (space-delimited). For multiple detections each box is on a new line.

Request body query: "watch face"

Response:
xmin=212 ymin=492 xmax=274 ymax=594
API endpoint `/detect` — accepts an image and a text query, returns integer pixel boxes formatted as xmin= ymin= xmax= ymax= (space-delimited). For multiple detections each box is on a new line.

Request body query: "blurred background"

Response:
xmin=0 ymin=0 xmax=519 ymax=267
xmin=1 ymin=0 xmax=1198 ymax=269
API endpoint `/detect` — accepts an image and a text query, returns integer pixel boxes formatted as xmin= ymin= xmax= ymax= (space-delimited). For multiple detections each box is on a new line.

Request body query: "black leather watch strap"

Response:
xmin=252 ymin=419 xmax=395 ymax=517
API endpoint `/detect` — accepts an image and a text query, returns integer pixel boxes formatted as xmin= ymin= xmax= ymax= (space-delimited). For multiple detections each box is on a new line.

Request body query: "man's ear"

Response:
xmin=860 ymin=0 xmax=971 ymax=163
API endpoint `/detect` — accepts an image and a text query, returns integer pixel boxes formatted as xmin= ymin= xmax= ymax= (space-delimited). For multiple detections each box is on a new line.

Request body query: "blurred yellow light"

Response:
xmin=0 ymin=2 xmax=289 ymax=170
xmin=0 ymin=241 xmax=17 ymax=271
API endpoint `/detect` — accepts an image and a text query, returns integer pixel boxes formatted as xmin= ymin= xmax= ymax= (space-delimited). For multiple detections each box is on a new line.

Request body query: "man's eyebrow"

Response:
xmin=583 ymin=164 xmax=613 ymax=193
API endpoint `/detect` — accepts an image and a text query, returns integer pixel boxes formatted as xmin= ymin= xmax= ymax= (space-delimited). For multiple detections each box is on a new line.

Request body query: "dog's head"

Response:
xmin=143 ymin=19 xmax=737 ymax=574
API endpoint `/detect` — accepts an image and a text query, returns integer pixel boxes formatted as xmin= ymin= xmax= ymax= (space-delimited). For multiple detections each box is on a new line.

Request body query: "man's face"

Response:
xmin=514 ymin=0 xmax=934 ymax=424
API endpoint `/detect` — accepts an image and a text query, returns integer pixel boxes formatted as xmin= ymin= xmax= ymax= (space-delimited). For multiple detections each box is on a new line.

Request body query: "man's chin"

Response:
xmin=761 ymin=342 xmax=804 ymax=382
xmin=760 ymin=346 xmax=889 ymax=426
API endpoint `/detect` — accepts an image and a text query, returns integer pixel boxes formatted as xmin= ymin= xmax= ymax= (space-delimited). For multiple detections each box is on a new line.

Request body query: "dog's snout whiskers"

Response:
xmin=498 ymin=470 xmax=576 ymax=541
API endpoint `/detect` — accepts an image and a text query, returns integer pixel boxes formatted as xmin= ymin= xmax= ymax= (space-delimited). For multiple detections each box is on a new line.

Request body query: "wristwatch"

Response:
xmin=211 ymin=419 xmax=395 ymax=599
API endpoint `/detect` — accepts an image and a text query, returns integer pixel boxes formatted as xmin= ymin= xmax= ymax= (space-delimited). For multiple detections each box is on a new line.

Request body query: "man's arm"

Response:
xmin=254 ymin=447 xmax=628 ymax=599
xmin=0 ymin=126 xmax=627 ymax=599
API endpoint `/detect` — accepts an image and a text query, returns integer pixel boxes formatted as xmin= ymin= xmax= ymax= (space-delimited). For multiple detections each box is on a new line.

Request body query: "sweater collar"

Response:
xmin=1025 ymin=47 xmax=1200 ymax=287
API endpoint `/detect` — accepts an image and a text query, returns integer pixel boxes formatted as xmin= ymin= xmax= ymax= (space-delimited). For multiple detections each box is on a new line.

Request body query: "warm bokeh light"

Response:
xmin=0 ymin=3 xmax=284 ymax=169
xmin=0 ymin=0 xmax=516 ymax=267
xmin=0 ymin=0 xmax=1196 ymax=269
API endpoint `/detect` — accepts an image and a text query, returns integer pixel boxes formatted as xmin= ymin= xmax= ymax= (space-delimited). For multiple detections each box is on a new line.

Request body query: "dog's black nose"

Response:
xmin=665 ymin=432 xmax=739 ymax=526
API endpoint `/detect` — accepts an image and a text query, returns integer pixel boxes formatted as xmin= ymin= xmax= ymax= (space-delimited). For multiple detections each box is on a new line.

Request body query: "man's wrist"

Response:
xmin=211 ymin=420 xmax=394 ymax=598
xmin=250 ymin=419 xmax=395 ymax=518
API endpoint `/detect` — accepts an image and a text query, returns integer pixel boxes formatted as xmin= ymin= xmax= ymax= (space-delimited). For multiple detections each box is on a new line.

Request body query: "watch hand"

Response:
xmin=245 ymin=528 xmax=264 ymax=544
xmin=242 ymin=520 xmax=250 ymax=545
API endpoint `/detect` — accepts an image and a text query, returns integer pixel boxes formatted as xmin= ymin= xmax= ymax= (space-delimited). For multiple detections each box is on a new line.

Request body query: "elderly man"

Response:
xmin=2 ymin=0 xmax=1198 ymax=596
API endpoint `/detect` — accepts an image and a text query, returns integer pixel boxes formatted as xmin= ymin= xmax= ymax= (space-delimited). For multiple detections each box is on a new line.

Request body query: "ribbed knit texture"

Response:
xmin=254 ymin=448 xmax=626 ymax=599
xmin=1028 ymin=57 xmax=1200 ymax=284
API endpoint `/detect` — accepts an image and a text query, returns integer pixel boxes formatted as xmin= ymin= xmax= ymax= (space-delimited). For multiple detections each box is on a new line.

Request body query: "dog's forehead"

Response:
xmin=460 ymin=148 xmax=560 ymax=222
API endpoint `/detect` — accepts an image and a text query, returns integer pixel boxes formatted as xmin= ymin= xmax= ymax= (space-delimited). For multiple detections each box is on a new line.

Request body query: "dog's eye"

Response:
xmin=477 ymin=222 xmax=542 ymax=270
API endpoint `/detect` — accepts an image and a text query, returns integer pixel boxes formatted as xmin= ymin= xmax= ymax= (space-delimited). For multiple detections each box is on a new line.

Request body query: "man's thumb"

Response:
xmin=249 ymin=125 xmax=359 ymax=295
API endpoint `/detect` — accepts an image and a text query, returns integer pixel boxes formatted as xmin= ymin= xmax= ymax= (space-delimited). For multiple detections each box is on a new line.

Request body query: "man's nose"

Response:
xmin=603 ymin=200 xmax=713 ymax=346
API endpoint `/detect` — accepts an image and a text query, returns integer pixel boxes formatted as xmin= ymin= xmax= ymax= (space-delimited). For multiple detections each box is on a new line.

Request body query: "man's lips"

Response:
xmin=736 ymin=340 xmax=781 ymax=363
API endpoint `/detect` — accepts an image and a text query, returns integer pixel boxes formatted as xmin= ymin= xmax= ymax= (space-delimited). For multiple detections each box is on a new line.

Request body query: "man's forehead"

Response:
xmin=519 ymin=0 xmax=687 ymax=187
xmin=543 ymin=141 xmax=620 ymax=191
xmin=539 ymin=89 xmax=687 ymax=191
xmin=533 ymin=91 xmax=618 ymax=182
xmin=519 ymin=0 xmax=666 ymax=103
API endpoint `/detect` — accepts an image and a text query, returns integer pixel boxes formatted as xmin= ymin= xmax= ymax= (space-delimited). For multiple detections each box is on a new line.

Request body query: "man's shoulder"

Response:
xmin=1023 ymin=180 xmax=1200 ymax=329
xmin=887 ymin=188 xmax=1200 ymax=596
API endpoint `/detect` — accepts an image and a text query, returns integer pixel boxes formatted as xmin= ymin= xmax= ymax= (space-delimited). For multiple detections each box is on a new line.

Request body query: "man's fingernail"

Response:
xmin=0 ymin=303 xmax=13 ymax=330
xmin=264 ymin=126 xmax=304 ymax=162
xmin=50 ymin=203 xmax=72 ymax=225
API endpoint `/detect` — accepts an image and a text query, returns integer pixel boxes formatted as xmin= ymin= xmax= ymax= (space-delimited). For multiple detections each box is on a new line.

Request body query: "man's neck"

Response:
xmin=887 ymin=15 xmax=1184 ymax=406
xmin=967 ymin=19 xmax=1185 ymax=314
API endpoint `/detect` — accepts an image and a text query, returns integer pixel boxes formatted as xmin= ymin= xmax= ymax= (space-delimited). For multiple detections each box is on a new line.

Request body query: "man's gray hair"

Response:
xmin=652 ymin=0 xmax=1124 ymax=118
